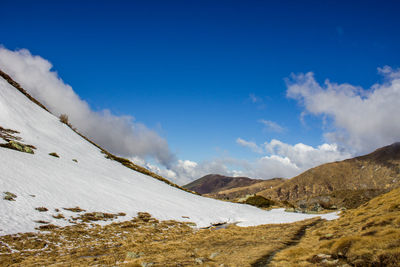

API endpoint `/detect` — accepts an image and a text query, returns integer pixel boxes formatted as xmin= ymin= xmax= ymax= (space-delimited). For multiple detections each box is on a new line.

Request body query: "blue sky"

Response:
xmin=1 ymin=0 xmax=400 ymax=183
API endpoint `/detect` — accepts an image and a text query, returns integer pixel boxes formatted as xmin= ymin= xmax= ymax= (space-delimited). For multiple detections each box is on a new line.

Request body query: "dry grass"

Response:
xmin=35 ymin=207 xmax=48 ymax=212
xmin=0 ymin=70 xmax=49 ymax=112
xmin=102 ymin=152 xmax=198 ymax=195
xmin=0 ymin=212 xmax=321 ymax=266
xmin=63 ymin=206 xmax=86 ymax=212
xmin=206 ymin=178 xmax=285 ymax=201
xmin=269 ymin=187 xmax=400 ymax=266
xmin=0 ymin=126 xmax=21 ymax=141
xmin=59 ymin=114 xmax=69 ymax=125
xmin=48 ymin=152 xmax=60 ymax=158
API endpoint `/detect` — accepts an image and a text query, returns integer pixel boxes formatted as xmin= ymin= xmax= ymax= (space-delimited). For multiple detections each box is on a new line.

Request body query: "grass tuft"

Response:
xmin=48 ymin=152 xmax=60 ymax=158
xmin=35 ymin=207 xmax=48 ymax=212
xmin=63 ymin=206 xmax=86 ymax=212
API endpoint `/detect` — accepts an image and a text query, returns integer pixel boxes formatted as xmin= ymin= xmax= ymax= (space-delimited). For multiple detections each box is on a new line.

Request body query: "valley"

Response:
xmin=0 ymin=68 xmax=399 ymax=267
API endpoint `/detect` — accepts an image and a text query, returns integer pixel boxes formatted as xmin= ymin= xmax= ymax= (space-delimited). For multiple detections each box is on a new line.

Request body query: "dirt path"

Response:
xmin=250 ymin=219 xmax=322 ymax=267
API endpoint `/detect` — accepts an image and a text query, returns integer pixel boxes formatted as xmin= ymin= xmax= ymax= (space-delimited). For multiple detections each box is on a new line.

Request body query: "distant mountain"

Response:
xmin=205 ymin=178 xmax=286 ymax=200
xmin=259 ymin=142 xmax=400 ymax=209
xmin=183 ymin=174 xmax=265 ymax=194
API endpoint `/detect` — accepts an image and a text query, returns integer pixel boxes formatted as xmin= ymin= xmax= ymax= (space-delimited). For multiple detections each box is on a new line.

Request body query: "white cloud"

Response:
xmin=233 ymin=138 xmax=350 ymax=179
xmin=145 ymin=158 xmax=235 ymax=185
xmin=0 ymin=47 xmax=175 ymax=166
xmin=236 ymin=137 xmax=263 ymax=153
xmin=258 ymin=119 xmax=285 ymax=133
xmin=0 ymin=46 xmax=370 ymax=185
xmin=286 ymin=68 xmax=400 ymax=154
xmin=155 ymin=138 xmax=351 ymax=185
xmin=264 ymin=139 xmax=350 ymax=171
xmin=248 ymin=93 xmax=266 ymax=109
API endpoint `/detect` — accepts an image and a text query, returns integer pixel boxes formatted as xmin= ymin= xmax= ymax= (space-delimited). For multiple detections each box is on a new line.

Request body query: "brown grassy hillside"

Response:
xmin=269 ymin=186 xmax=400 ymax=266
xmin=205 ymin=178 xmax=285 ymax=200
xmin=259 ymin=143 xmax=400 ymax=209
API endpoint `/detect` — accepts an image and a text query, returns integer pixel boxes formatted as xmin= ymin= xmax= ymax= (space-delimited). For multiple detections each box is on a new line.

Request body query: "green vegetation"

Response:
xmin=0 ymin=140 xmax=35 ymax=154
xmin=244 ymin=195 xmax=276 ymax=208
xmin=3 ymin=192 xmax=17 ymax=201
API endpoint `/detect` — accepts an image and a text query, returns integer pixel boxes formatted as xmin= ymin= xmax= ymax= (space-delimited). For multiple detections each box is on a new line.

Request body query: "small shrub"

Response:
xmin=59 ymin=114 xmax=69 ymax=125
xmin=72 ymin=159 xmax=78 ymax=163
xmin=137 ymin=212 xmax=152 ymax=222
xmin=35 ymin=207 xmax=48 ymax=212
xmin=3 ymin=192 xmax=17 ymax=201
xmin=52 ymin=213 xmax=65 ymax=219
xmin=38 ymin=224 xmax=58 ymax=230
xmin=34 ymin=220 xmax=50 ymax=224
xmin=244 ymin=195 xmax=276 ymax=208
xmin=49 ymin=152 xmax=59 ymax=158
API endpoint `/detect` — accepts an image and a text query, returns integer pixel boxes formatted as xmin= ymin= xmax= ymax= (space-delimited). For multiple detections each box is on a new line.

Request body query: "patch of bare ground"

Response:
xmin=0 ymin=213 xmax=321 ymax=266
xmin=0 ymin=125 xmax=36 ymax=154
xmin=63 ymin=206 xmax=86 ymax=212
xmin=269 ymin=187 xmax=400 ymax=266
xmin=0 ymin=126 xmax=21 ymax=141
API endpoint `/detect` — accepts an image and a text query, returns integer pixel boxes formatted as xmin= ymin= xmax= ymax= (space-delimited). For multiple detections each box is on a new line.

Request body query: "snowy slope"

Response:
xmin=0 ymin=76 xmax=337 ymax=235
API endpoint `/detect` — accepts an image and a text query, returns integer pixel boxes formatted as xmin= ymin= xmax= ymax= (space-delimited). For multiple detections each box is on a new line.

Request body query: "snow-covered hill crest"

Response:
xmin=0 ymin=72 xmax=337 ymax=235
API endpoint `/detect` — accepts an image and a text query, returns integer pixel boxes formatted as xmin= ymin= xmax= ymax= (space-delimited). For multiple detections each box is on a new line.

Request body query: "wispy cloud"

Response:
xmin=248 ymin=93 xmax=266 ymax=109
xmin=258 ymin=119 xmax=285 ymax=133
xmin=236 ymin=138 xmax=263 ymax=153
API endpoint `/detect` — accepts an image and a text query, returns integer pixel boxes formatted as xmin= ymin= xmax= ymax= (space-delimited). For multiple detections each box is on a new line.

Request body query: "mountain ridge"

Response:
xmin=258 ymin=142 xmax=400 ymax=209
xmin=183 ymin=174 xmax=265 ymax=194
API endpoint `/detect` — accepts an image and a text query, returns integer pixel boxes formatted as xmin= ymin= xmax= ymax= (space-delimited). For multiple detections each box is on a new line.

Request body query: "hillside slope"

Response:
xmin=269 ymin=186 xmax=400 ymax=266
xmin=0 ymin=72 xmax=337 ymax=235
xmin=183 ymin=174 xmax=265 ymax=194
xmin=205 ymin=178 xmax=285 ymax=200
xmin=259 ymin=143 xmax=400 ymax=209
